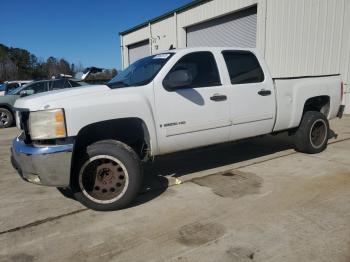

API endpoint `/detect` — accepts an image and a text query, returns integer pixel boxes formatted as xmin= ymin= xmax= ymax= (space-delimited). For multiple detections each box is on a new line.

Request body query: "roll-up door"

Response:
xmin=128 ymin=40 xmax=150 ymax=65
xmin=186 ymin=6 xmax=257 ymax=48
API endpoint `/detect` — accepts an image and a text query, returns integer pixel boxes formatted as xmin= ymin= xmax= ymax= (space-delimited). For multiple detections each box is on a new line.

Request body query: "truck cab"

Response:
xmin=152 ymin=48 xmax=276 ymax=154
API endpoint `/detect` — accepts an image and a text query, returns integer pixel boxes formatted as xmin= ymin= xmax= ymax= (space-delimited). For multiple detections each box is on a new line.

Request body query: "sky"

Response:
xmin=0 ymin=0 xmax=192 ymax=70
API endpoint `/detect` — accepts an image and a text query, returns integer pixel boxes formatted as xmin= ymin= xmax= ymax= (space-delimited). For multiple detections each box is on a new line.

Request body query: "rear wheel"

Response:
xmin=294 ymin=111 xmax=329 ymax=154
xmin=72 ymin=140 xmax=143 ymax=211
xmin=0 ymin=108 xmax=13 ymax=128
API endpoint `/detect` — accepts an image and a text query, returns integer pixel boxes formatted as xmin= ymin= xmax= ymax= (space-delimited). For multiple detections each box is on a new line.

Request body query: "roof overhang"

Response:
xmin=119 ymin=0 xmax=211 ymax=36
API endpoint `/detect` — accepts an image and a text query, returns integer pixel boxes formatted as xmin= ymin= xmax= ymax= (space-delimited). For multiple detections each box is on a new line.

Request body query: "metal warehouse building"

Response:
xmin=120 ymin=0 xmax=350 ymax=113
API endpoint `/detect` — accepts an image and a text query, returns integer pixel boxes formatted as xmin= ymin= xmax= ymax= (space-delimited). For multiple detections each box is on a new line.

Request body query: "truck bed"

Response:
xmin=273 ymin=74 xmax=342 ymax=132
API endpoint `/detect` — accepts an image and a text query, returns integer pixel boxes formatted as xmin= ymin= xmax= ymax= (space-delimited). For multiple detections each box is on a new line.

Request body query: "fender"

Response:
xmin=273 ymin=75 xmax=342 ymax=131
xmin=14 ymin=84 xmax=159 ymax=155
xmin=0 ymin=103 xmax=14 ymax=113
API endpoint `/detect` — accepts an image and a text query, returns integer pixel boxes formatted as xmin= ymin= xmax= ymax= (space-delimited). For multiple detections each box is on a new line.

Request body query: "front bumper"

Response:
xmin=11 ymin=137 xmax=73 ymax=187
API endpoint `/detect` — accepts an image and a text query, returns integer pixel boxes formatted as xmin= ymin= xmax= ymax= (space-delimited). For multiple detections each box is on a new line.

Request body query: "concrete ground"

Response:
xmin=0 ymin=116 xmax=350 ymax=262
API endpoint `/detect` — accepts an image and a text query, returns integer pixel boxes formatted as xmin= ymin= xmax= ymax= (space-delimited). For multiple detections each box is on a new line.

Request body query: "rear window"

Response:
xmin=51 ymin=79 xmax=71 ymax=90
xmin=222 ymin=51 xmax=264 ymax=84
xmin=69 ymin=81 xmax=81 ymax=87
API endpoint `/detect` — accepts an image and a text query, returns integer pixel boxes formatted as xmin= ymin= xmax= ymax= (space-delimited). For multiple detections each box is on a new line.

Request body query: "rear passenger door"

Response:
xmin=222 ymin=51 xmax=276 ymax=140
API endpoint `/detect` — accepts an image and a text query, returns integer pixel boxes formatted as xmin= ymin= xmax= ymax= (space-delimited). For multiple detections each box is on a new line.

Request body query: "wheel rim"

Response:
xmin=79 ymin=155 xmax=129 ymax=204
xmin=309 ymin=119 xmax=327 ymax=149
xmin=0 ymin=111 xmax=9 ymax=127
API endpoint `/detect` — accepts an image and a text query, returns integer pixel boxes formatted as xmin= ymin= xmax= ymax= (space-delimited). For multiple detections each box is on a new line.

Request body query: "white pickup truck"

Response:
xmin=11 ymin=47 xmax=345 ymax=211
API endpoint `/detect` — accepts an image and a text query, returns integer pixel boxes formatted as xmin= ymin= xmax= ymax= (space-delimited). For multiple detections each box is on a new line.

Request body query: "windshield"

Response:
xmin=107 ymin=53 xmax=174 ymax=89
xmin=0 ymin=84 xmax=5 ymax=92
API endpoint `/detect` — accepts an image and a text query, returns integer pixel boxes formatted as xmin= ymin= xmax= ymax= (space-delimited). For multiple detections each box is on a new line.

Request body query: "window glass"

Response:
xmin=24 ymin=82 xmax=48 ymax=94
xmin=107 ymin=53 xmax=174 ymax=88
xmin=6 ymin=83 xmax=20 ymax=93
xmin=69 ymin=80 xmax=81 ymax=87
xmin=222 ymin=51 xmax=264 ymax=84
xmin=51 ymin=79 xmax=66 ymax=90
xmin=63 ymin=79 xmax=72 ymax=88
xmin=166 ymin=51 xmax=220 ymax=88
xmin=8 ymin=85 xmax=24 ymax=95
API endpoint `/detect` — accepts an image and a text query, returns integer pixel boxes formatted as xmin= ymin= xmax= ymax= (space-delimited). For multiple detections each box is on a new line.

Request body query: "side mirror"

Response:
xmin=163 ymin=69 xmax=192 ymax=90
xmin=20 ymin=89 xmax=34 ymax=97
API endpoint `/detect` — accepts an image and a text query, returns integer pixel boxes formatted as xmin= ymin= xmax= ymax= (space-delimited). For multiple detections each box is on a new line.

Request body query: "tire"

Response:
xmin=294 ymin=111 xmax=329 ymax=154
xmin=72 ymin=140 xmax=143 ymax=211
xmin=57 ymin=187 xmax=75 ymax=200
xmin=0 ymin=108 xmax=13 ymax=128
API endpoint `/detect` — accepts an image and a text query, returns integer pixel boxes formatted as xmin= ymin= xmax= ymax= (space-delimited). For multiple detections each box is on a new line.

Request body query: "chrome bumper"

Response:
xmin=11 ymin=138 xmax=73 ymax=187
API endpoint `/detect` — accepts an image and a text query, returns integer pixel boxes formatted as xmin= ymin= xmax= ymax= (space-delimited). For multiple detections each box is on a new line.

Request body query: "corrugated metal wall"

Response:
xmin=264 ymin=0 xmax=349 ymax=83
xmin=186 ymin=6 xmax=257 ymax=48
xmin=128 ymin=40 xmax=150 ymax=65
xmin=121 ymin=0 xmax=262 ymax=69
xmin=176 ymin=0 xmax=262 ymax=49
xmin=121 ymin=26 xmax=150 ymax=66
xmin=120 ymin=0 xmax=350 ymax=87
xmin=150 ymin=16 xmax=176 ymax=54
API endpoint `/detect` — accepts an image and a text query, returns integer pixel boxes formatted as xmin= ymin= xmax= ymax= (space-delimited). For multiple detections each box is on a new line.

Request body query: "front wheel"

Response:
xmin=0 ymin=108 xmax=13 ymax=128
xmin=72 ymin=140 xmax=143 ymax=211
xmin=294 ymin=111 xmax=329 ymax=154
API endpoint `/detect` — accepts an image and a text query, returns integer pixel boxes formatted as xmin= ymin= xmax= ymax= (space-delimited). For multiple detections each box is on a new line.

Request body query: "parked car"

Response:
xmin=0 ymin=78 xmax=88 ymax=128
xmin=0 ymin=80 xmax=33 ymax=96
xmin=11 ymin=47 xmax=345 ymax=211
xmin=0 ymin=83 xmax=5 ymax=96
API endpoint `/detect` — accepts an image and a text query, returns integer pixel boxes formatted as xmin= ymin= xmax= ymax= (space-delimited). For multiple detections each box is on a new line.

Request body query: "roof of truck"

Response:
xmin=6 ymin=80 xmax=33 ymax=84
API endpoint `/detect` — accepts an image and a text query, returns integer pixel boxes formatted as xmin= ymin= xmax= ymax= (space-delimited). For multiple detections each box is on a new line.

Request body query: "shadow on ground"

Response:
xmin=58 ymin=133 xmax=295 ymax=208
xmin=144 ymin=133 xmax=295 ymax=179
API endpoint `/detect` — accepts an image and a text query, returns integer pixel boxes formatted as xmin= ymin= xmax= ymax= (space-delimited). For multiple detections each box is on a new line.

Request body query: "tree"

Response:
xmin=58 ymin=59 xmax=73 ymax=75
xmin=70 ymin=63 xmax=75 ymax=74
xmin=0 ymin=54 xmax=18 ymax=81
xmin=0 ymin=43 xmax=117 ymax=83
xmin=45 ymin=56 xmax=59 ymax=77
xmin=74 ymin=62 xmax=84 ymax=73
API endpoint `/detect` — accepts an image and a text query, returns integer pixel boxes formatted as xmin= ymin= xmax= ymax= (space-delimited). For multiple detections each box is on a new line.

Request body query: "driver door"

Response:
xmin=154 ymin=51 xmax=231 ymax=154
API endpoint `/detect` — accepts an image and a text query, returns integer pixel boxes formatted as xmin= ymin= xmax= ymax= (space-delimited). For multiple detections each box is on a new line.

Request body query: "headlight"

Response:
xmin=15 ymin=111 xmax=21 ymax=130
xmin=29 ymin=109 xmax=67 ymax=140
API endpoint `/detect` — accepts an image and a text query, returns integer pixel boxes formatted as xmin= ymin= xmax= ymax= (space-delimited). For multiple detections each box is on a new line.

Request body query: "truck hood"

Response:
xmin=14 ymin=85 xmax=110 ymax=111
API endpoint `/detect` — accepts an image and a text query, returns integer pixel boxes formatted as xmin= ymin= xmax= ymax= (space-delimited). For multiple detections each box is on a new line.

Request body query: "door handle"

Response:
xmin=210 ymin=94 xmax=227 ymax=102
xmin=258 ymin=89 xmax=271 ymax=96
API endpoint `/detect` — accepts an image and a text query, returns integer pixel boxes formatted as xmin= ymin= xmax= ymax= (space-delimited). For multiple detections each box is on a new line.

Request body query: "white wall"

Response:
xmin=150 ymin=16 xmax=176 ymax=54
xmin=343 ymin=1 xmax=350 ymax=114
xmin=121 ymin=0 xmax=263 ymax=69
xmin=176 ymin=0 xmax=263 ymax=49
xmin=263 ymin=0 xmax=349 ymax=113
xmin=120 ymin=0 xmax=350 ymax=111
xmin=121 ymin=26 xmax=149 ymax=66
xmin=264 ymin=0 xmax=349 ymax=80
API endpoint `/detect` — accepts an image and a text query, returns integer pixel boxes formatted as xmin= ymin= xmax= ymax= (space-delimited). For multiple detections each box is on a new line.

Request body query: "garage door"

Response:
xmin=186 ymin=6 xmax=257 ymax=48
xmin=128 ymin=40 xmax=150 ymax=65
